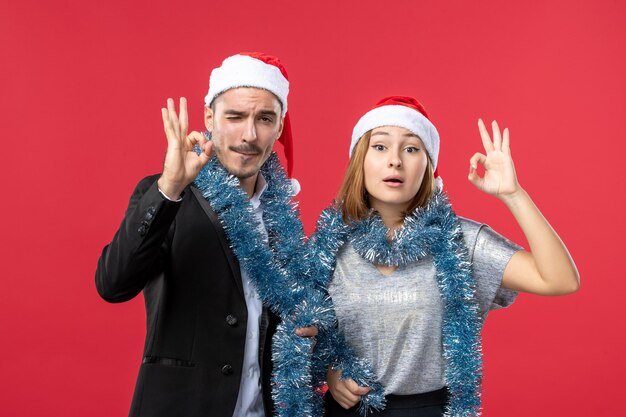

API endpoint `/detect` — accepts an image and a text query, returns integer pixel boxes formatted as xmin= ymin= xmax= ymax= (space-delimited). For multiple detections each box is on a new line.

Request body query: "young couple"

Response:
xmin=96 ymin=52 xmax=579 ymax=417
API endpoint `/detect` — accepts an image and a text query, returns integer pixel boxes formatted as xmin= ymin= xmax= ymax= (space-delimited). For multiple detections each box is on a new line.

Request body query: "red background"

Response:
xmin=1 ymin=1 xmax=624 ymax=415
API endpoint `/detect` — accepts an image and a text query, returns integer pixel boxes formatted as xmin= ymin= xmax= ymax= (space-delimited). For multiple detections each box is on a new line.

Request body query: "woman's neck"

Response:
xmin=369 ymin=200 xmax=407 ymax=231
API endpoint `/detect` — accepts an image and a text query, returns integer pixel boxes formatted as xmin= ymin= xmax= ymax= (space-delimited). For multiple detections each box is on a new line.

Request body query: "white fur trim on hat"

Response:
xmin=204 ymin=55 xmax=289 ymax=115
xmin=350 ymin=105 xmax=440 ymax=169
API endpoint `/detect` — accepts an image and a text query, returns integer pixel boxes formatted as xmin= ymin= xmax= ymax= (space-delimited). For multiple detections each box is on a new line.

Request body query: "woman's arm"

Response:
xmin=468 ymin=119 xmax=580 ymax=295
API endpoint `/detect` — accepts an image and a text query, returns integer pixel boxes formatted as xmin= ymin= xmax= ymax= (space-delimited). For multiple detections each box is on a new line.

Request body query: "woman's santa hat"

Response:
xmin=351 ymin=95 xmax=442 ymax=189
xmin=204 ymin=52 xmax=295 ymax=177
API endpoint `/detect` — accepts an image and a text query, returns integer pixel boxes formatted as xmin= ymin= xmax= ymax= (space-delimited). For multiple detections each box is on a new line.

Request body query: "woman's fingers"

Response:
xmin=492 ymin=120 xmax=502 ymax=150
xmin=469 ymin=152 xmax=487 ymax=170
xmin=335 ymin=378 xmax=370 ymax=408
xmin=345 ymin=379 xmax=371 ymax=396
xmin=327 ymin=369 xmax=370 ymax=410
xmin=477 ymin=118 xmax=495 ymax=153
xmin=468 ymin=152 xmax=487 ymax=188
xmin=337 ymin=382 xmax=362 ymax=408
xmin=502 ymin=127 xmax=510 ymax=153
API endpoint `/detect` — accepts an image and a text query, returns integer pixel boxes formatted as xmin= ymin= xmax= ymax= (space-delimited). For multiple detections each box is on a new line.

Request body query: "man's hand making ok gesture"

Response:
xmin=157 ymin=97 xmax=213 ymax=200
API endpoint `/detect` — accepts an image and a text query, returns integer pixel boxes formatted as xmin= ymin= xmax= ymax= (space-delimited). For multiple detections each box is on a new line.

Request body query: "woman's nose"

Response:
xmin=388 ymin=155 xmax=402 ymax=168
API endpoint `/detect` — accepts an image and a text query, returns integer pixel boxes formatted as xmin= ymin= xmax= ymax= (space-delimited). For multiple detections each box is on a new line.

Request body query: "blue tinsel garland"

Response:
xmin=308 ymin=192 xmax=484 ymax=417
xmin=192 ymin=147 xmax=483 ymax=416
xmin=193 ymin=152 xmax=337 ymax=417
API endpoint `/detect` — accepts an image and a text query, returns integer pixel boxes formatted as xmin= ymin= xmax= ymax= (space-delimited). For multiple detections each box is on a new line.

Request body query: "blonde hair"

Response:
xmin=337 ymin=131 xmax=435 ymax=223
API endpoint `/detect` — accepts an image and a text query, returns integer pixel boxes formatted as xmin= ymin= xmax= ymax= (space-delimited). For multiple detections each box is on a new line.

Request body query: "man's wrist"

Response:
xmin=157 ymin=177 xmax=184 ymax=202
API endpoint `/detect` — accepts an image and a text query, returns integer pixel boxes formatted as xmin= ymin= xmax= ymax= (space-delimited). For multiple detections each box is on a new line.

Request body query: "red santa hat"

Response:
xmin=351 ymin=96 xmax=442 ymax=189
xmin=204 ymin=52 xmax=294 ymax=176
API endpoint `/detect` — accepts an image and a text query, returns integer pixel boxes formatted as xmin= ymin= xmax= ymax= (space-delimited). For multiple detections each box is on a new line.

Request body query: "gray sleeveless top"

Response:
xmin=328 ymin=217 xmax=521 ymax=395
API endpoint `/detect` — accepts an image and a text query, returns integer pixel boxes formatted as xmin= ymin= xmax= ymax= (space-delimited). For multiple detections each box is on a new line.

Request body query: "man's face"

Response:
xmin=204 ymin=88 xmax=284 ymax=180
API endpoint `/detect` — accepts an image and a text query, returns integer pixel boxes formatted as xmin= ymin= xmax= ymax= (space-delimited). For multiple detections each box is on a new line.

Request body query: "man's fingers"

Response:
xmin=202 ymin=140 xmax=213 ymax=159
xmin=179 ymin=97 xmax=188 ymax=137
xmin=187 ymin=131 xmax=213 ymax=165
xmin=167 ymin=98 xmax=180 ymax=134
xmin=187 ymin=131 xmax=205 ymax=144
xmin=161 ymin=107 xmax=170 ymax=132
xmin=162 ymin=108 xmax=177 ymax=142
xmin=477 ymin=118 xmax=495 ymax=153
xmin=295 ymin=326 xmax=318 ymax=337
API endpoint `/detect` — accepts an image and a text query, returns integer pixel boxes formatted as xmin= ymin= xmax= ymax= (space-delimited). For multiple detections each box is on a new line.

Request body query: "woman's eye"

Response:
xmin=405 ymin=146 xmax=420 ymax=153
xmin=371 ymin=144 xmax=386 ymax=151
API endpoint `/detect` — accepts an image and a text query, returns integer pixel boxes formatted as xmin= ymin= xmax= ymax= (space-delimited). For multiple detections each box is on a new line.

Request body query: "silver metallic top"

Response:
xmin=328 ymin=218 xmax=521 ymax=395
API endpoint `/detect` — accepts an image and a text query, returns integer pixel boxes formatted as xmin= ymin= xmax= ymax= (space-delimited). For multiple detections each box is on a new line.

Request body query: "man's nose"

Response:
xmin=242 ymin=119 xmax=257 ymax=142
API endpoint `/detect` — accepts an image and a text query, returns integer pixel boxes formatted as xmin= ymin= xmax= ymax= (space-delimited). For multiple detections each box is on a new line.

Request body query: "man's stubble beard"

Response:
xmin=212 ymin=137 xmax=270 ymax=180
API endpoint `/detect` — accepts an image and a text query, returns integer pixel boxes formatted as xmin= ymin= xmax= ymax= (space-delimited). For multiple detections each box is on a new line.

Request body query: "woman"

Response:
xmin=309 ymin=96 xmax=579 ymax=417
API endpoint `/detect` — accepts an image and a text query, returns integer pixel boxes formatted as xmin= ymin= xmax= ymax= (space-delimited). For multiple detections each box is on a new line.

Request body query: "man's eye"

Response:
xmin=260 ymin=116 xmax=273 ymax=123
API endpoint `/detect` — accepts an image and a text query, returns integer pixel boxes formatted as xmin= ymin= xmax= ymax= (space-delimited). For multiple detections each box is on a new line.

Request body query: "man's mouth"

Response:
xmin=230 ymin=145 xmax=262 ymax=157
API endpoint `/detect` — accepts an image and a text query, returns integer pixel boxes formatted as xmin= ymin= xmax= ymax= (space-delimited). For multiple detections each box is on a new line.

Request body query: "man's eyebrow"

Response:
xmin=258 ymin=109 xmax=278 ymax=117
xmin=223 ymin=109 xmax=247 ymax=116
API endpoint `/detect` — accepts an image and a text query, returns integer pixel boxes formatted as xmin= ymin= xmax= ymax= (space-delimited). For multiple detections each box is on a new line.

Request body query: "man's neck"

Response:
xmin=240 ymin=173 xmax=259 ymax=198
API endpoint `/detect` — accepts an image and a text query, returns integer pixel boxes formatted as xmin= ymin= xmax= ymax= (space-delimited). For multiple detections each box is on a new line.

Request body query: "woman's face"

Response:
xmin=363 ymin=126 xmax=429 ymax=214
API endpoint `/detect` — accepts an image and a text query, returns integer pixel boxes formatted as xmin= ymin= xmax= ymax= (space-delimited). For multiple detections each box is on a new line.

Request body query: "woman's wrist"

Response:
xmin=498 ymin=186 xmax=529 ymax=209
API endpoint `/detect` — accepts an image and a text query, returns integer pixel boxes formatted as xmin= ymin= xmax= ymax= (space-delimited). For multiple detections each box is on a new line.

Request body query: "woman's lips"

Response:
xmin=383 ymin=177 xmax=404 ymax=188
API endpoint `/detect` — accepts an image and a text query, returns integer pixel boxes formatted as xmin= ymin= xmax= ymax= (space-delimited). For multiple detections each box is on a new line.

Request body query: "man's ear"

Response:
xmin=204 ymin=106 xmax=214 ymax=132
xmin=276 ymin=116 xmax=285 ymax=140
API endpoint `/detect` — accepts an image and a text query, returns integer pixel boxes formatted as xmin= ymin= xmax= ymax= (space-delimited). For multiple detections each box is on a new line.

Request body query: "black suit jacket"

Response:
xmin=96 ymin=175 xmax=278 ymax=417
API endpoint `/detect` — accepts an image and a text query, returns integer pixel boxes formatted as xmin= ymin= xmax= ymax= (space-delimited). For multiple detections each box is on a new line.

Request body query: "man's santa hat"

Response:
xmin=204 ymin=52 xmax=294 ymax=176
xmin=351 ymin=95 xmax=442 ymax=189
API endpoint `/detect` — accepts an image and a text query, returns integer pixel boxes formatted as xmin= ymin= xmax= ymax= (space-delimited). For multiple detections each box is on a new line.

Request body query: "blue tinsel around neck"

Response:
xmin=193 ymin=153 xmax=337 ymax=417
xmin=309 ymin=192 xmax=484 ymax=417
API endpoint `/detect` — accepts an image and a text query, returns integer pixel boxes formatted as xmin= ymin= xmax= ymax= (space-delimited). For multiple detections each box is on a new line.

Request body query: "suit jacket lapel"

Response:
xmin=190 ymin=186 xmax=244 ymax=298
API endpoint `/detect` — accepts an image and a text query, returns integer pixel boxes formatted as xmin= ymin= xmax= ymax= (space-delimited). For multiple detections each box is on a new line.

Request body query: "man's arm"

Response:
xmin=96 ymin=98 xmax=213 ymax=302
xmin=95 ymin=175 xmax=181 ymax=302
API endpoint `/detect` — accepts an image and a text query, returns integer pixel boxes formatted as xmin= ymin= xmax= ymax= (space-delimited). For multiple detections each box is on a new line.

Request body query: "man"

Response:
xmin=96 ymin=52 xmax=314 ymax=417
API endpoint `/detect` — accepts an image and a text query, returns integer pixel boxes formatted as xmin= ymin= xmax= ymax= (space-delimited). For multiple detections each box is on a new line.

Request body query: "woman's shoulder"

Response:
xmin=457 ymin=216 xmax=485 ymax=247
